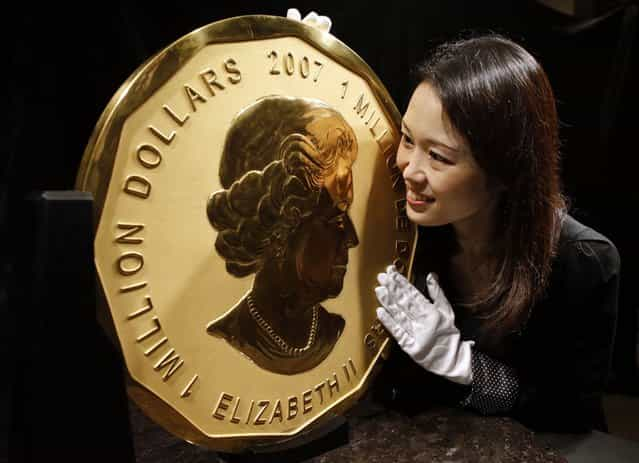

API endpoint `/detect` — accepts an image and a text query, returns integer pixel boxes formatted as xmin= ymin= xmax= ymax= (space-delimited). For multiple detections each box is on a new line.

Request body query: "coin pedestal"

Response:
xmin=10 ymin=191 xmax=135 ymax=463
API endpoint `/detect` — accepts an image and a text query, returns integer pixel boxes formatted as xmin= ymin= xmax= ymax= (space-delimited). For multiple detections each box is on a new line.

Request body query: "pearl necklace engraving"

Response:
xmin=247 ymin=293 xmax=319 ymax=356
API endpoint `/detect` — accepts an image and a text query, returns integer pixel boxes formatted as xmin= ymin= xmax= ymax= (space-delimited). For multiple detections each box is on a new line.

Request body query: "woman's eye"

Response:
xmin=401 ymin=133 xmax=414 ymax=147
xmin=428 ymin=150 xmax=451 ymax=164
xmin=327 ymin=214 xmax=346 ymax=230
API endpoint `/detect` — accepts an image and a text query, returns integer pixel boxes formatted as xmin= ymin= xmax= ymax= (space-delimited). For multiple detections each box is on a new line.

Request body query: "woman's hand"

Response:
xmin=375 ymin=266 xmax=474 ymax=385
xmin=286 ymin=8 xmax=332 ymax=33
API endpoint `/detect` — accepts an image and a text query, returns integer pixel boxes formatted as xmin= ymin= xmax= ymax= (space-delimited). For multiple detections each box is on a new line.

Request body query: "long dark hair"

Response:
xmin=416 ymin=34 xmax=567 ymax=343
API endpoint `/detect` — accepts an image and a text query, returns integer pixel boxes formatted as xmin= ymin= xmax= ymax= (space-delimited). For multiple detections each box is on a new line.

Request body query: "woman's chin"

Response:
xmin=324 ymin=272 xmax=346 ymax=298
xmin=407 ymin=207 xmax=439 ymax=227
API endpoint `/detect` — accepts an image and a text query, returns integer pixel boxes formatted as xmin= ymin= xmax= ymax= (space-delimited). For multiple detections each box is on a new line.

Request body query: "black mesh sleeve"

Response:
xmin=460 ymin=349 xmax=520 ymax=414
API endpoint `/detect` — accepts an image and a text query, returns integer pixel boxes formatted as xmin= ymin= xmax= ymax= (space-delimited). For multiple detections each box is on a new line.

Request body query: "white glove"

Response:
xmin=286 ymin=8 xmax=332 ymax=33
xmin=375 ymin=266 xmax=474 ymax=385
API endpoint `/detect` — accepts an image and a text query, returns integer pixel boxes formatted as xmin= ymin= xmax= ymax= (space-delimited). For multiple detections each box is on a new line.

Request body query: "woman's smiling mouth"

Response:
xmin=407 ymin=189 xmax=436 ymax=208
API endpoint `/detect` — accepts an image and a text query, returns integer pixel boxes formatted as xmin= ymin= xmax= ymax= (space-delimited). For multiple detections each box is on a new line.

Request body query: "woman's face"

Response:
xmin=397 ymin=82 xmax=499 ymax=227
xmin=291 ymin=190 xmax=359 ymax=300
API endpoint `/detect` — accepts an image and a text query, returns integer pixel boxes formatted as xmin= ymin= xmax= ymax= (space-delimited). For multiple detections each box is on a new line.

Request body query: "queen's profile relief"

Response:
xmin=206 ymin=96 xmax=359 ymax=375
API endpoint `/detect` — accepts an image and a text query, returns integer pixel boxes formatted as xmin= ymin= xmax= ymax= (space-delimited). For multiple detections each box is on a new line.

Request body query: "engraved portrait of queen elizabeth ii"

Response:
xmin=206 ymin=96 xmax=359 ymax=375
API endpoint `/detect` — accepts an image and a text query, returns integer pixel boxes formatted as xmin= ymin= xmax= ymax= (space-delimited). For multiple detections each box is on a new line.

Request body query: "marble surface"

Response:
xmin=129 ymin=400 xmax=567 ymax=463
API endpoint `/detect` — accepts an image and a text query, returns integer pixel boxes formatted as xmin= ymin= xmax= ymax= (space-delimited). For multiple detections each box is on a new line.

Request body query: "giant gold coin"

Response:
xmin=76 ymin=15 xmax=416 ymax=451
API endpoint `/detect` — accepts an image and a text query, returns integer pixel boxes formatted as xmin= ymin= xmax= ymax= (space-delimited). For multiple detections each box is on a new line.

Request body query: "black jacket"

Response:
xmin=373 ymin=213 xmax=620 ymax=433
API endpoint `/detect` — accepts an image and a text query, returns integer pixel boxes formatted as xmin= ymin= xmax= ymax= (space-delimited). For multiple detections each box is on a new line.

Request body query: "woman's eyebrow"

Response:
xmin=327 ymin=210 xmax=347 ymax=222
xmin=401 ymin=119 xmax=413 ymax=136
xmin=401 ymin=119 xmax=460 ymax=153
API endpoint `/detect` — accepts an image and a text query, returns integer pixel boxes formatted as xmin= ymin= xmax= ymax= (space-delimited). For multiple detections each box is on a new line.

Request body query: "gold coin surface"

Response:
xmin=76 ymin=15 xmax=416 ymax=451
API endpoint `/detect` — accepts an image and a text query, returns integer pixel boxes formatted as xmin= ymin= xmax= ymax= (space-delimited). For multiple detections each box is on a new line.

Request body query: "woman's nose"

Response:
xmin=399 ymin=150 xmax=427 ymax=187
xmin=343 ymin=214 xmax=359 ymax=248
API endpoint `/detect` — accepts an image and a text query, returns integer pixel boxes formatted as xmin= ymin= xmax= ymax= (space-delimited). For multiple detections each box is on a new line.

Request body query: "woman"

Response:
xmin=206 ymin=95 xmax=359 ymax=375
xmin=289 ymin=10 xmax=620 ymax=432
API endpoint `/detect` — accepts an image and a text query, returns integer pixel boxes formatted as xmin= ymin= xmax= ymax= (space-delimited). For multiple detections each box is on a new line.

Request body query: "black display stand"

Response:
xmin=9 ymin=191 xmax=135 ymax=463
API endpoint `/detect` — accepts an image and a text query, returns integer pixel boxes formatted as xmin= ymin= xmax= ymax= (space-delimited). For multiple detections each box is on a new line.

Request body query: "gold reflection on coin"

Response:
xmin=206 ymin=96 xmax=358 ymax=375
xmin=75 ymin=14 xmax=415 ymax=451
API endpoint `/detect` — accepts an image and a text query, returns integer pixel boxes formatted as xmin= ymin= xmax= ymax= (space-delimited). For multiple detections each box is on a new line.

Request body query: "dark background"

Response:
xmin=3 ymin=0 xmax=638 ymax=460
